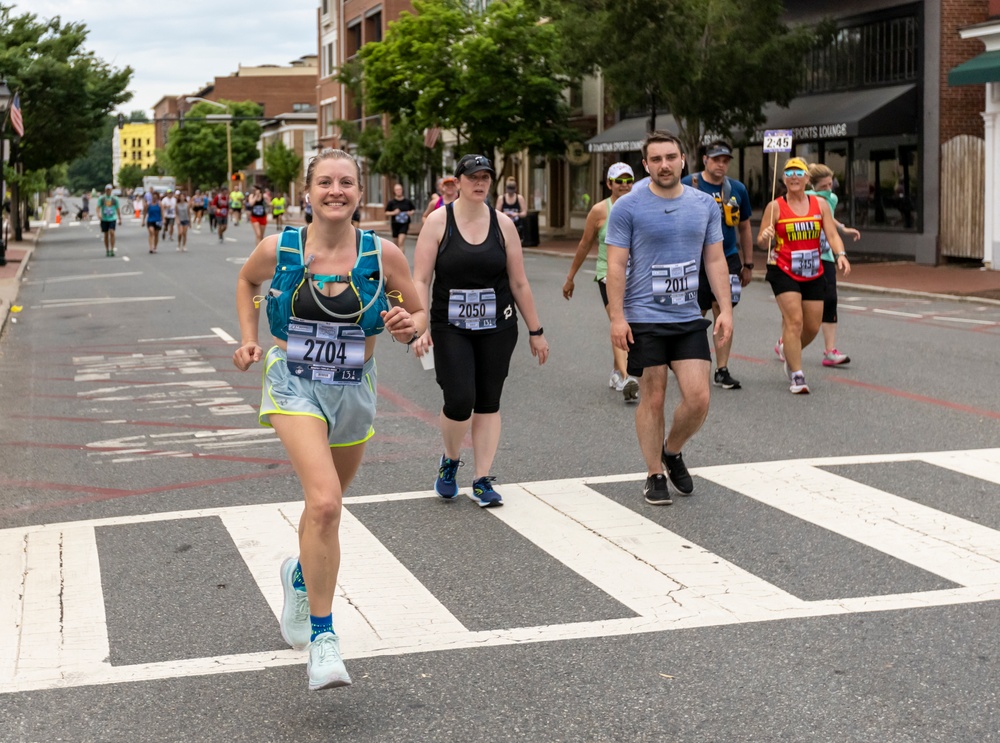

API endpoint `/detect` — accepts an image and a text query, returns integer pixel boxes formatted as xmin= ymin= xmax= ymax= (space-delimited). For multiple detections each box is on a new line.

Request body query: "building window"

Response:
xmin=322 ymin=0 xmax=328 ymax=15
xmin=364 ymin=164 xmax=383 ymax=205
xmin=803 ymin=13 xmax=918 ymax=94
xmin=365 ymin=11 xmax=382 ymax=44
xmin=569 ymin=161 xmax=591 ymax=213
xmin=324 ymin=42 xmax=335 ymax=78
xmin=851 ymin=134 xmax=918 ymax=231
xmin=292 ymin=103 xmax=313 ymax=112
xmin=346 ymin=21 xmax=362 ymax=59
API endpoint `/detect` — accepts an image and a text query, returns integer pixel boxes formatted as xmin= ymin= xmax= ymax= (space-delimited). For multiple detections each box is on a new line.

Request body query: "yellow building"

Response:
xmin=119 ymin=122 xmax=156 ymax=170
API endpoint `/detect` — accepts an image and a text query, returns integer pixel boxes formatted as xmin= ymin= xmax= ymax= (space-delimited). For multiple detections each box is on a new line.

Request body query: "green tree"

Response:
xmin=0 ymin=5 xmax=131 ymax=239
xmin=0 ymin=6 xmax=132 ymax=172
xmin=357 ymin=0 xmax=572 ymax=156
xmin=535 ymin=0 xmax=829 ymax=158
xmin=67 ymin=115 xmax=115 ymax=193
xmin=117 ymin=163 xmax=145 ymax=190
xmin=263 ymin=139 xmax=303 ymax=196
xmin=165 ymin=100 xmax=262 ymax=189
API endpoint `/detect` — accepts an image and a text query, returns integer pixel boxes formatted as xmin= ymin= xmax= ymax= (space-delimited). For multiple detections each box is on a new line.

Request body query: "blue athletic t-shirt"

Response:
xmin=680 ymin=173 xmax=752 ymax=258
xmin=605 ymin=182 xmax=723 ymax=324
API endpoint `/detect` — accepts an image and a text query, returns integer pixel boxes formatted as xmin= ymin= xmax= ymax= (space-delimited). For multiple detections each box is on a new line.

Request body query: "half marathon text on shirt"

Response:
xmin=753 ymin=123 xmax=849 ymax=142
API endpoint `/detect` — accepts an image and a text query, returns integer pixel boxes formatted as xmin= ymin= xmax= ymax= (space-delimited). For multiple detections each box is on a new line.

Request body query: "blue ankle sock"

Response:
xmin=292 ymin=560 xmax=306 ymax=591
xmin=310 ymin=614 xmax=334 ymax=642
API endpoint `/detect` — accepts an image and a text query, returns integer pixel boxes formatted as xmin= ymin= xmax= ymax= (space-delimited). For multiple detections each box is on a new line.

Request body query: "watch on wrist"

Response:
xmin=528 ymin=327 xmax=544 ymax=337
xmin=835 ymin=252 xmax=847 ymax=258
xmin=743 ymin=263 xmax=754 ymax=270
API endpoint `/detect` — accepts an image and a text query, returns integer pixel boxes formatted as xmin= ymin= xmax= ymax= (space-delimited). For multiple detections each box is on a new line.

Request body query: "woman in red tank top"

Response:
xmin=756 ymin=157 xmax=848 ymax=394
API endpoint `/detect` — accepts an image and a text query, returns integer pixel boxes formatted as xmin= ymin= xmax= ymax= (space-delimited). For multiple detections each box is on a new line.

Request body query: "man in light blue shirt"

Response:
xmin=605 ymin=130 xmax=732 ymax=507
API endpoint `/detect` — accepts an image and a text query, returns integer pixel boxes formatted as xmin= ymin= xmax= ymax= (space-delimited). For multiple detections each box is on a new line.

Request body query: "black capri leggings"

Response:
xmin=822 ymin=259 xmax=838 ymax=324
xmin=432 ymin=324 xmax=519 ymax=420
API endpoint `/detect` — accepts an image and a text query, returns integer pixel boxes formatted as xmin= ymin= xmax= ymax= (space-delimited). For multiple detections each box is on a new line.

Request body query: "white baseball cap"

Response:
xmin=607 ymin=163 xmax=634 ymax=180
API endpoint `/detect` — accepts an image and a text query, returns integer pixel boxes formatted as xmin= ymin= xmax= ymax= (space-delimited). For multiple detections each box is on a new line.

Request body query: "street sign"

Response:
xmin=763 ymin=129 xmax=793 ymax=153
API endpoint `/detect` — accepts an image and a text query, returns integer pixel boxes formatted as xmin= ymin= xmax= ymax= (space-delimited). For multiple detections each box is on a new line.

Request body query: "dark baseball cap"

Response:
xmin=455 ymin=154 xmax=495 ymax=179
xmin=705 ymin=143 xmax=733 ymax=158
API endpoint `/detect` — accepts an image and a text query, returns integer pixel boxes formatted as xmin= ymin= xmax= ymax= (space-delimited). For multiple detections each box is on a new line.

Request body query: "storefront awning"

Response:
xmin=586 ymin=114 xmax=679 ymax=153
xmin=948 ymin=49 xmax=1000 ymax=86
xmin=585 ymin=84 xmax=917 ymax=153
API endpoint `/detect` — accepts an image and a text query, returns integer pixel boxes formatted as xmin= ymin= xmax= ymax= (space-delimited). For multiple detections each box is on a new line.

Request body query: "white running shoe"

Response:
xmin=307 ymin=633 xmax=352 ymax=691
xmin=789 ymin=372 xmax=811 ymax=394
xmin=775 ymin=339 xmax=785 ymax=362
xmin=609 ymin=369 xmax=625 ymax=389
xmin=279 ymin=557 xmax=311 ymax=650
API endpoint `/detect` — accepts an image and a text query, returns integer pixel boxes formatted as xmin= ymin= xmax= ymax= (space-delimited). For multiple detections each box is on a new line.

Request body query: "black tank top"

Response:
xmin=431 ymin=203 xmax=516 ymax=331
xmin=501 ymin=194 xmax=520 ymax=221
xmin=292 ymin=243 xmax=364 ymax=322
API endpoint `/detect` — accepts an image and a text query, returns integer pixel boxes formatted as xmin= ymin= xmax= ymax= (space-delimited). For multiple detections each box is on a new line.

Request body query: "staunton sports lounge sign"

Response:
xmin=750 ymin=123 xmax=849 ymax=143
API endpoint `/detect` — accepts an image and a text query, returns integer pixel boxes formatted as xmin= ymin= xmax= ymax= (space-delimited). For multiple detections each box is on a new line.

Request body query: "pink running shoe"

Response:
xmin=774 ymin=339 xmax=785 ymax=362
xmin=823 ymin=349 xmax=851 ymax=366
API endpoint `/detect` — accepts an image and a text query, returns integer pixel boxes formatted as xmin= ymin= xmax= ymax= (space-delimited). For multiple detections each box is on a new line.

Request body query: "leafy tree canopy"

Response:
xmin=534 ymin=0 xmax=829 ymax=157
xmin=263 ymin=139 xmax=303 ymax=196
xmin=357 ymin=0 xmax=573 ymax=156
xmin=165 ymin=100 xmax=262 ymax=190
xmin=0 ymin=4 xmax=132 ymax=171
xmin=67 ymin=115 xmax=115 ymax=192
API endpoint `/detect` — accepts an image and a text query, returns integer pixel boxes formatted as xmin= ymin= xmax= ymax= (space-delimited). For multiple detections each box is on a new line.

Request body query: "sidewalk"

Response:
xmin=4 ymin=224 xmax=1000 ymax=336
xmin=525 ymin=236 xmax=1000 ymax=303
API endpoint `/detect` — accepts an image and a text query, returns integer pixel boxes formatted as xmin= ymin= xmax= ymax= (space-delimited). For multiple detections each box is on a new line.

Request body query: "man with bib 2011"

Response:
xmin=605 ymin=131 xmax=733 ymax=507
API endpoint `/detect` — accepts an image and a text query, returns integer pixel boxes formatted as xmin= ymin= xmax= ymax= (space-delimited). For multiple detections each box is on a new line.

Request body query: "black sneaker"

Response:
xmin=661 ymin=449 xmax=694 ymax=496
xmin=643 ymin=474 xmax=672 ymax=505
xmin=713 ymin=367 xmax=741 ymax=390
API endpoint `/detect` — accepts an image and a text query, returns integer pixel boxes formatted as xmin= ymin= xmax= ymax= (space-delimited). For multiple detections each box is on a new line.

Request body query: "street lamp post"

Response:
xmin=186 ymin=97 xmax=233 ymax=185
xmin=0 ymin=80 xmax=12 ymax=267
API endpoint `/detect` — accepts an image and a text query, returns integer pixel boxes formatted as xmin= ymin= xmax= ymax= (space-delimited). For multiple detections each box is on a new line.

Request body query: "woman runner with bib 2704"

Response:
xmin=412 ymin=154 xmax=549 ymax=508
xmin=233 ymin=149 xmax=426 ymax=691
xmin=757 ymin=157 xmax=849 ymax=394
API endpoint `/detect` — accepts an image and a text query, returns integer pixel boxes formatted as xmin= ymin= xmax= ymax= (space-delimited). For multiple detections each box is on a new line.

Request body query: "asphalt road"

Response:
xmin=1 ymin=215 xmax=999 ymax=742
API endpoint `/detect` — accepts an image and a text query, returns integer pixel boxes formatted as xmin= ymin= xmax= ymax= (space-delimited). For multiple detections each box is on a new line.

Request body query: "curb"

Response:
xmin=523 ymin=247 xmax=1000 ymax=307
xmin=0 ymin=231 xmax=41 ymax=337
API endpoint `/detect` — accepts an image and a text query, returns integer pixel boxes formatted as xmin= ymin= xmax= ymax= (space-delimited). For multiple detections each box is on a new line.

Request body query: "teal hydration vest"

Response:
xmin=265 ymin=225 xmax=388 ymax=341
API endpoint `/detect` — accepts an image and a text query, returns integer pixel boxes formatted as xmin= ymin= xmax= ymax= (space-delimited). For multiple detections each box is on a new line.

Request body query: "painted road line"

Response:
xmin=211 ymin=327 xmax=238 ymax=344
xmin=3 ymin=448 xmax=1000 ymax=694
xmin=872 ymin=308 xmax=924 ymax=318
xmin=23 ymin=272 xmax=143 ymax=285
xmin=497 ymin=480 xmax=809 ymax=623
xmin=0 ymin=531 xmax=25 ymax=683
xmin=930 ymin=316 xmax=997 ymax=326
xmin=921 ymin=449 xmax=1000 ymax=486
xmin=698 ymin=461 xmax=1000 ymax=587
xmin=837 ymin=304 xmax=868 ymax=311
xmin=34 ymin=297 xmax=175 ymax=309
xmin=59 ymin=527 xmax=110 ymax=677
xmin=337 ymin=508 xmax=468 ymax=646
xmin=138 ymin=334 xmax=218 ymax=343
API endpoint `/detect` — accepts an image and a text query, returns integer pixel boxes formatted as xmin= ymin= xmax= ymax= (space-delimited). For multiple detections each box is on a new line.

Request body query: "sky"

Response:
xmin=15 ymin=0 xmax=319 ymax=115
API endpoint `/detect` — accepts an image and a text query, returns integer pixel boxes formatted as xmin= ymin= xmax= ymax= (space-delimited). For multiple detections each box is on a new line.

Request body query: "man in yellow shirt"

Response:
xmin=271 ymin=192 xmax=286 ymax=230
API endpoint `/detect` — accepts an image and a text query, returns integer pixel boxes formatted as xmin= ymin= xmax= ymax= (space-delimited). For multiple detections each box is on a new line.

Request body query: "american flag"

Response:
xmin=9 ymin=93 xmax=24 ymax=138
xmin=424 ymin=126 xmax=441 ymax=149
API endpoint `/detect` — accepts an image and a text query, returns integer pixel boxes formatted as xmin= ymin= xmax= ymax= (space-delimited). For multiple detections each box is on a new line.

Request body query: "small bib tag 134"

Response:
xmin=448 ymin=288 xmax=497 ymax=330
xmin=286 ymin=319 xmax=365 ymax=385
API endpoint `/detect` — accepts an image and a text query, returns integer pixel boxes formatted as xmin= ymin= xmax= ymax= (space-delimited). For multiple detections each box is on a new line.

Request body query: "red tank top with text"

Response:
xmin=768 ymin=195 xmax=824 ymax=282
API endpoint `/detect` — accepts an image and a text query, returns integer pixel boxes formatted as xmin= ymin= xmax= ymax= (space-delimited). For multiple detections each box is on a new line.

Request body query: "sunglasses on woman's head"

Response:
xmin=611 ymin=177 xmax=634 ymax=185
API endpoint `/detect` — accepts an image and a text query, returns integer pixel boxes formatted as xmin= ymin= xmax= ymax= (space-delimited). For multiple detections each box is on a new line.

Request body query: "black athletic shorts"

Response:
xmin=697 ymin=252 xmax=743 ymax=312
xmin=626 ymin=320 xmax=712 ymax=377
xmin=597 ymin=278 xmax=609 ymax=307
xmin=766 ymin=265 xmax=826 ymax=302
xmin=391 ymin=221 xmax=410 ymax=237
xmin=822 ymin=259 xmax=838 ymax=323
xmin=100 ymin=220 xmax=116 ymax=233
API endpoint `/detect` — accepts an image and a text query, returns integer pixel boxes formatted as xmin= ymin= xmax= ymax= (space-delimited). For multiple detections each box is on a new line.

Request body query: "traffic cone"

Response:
xmin=55 ymin=208 xmax=61 ymax=225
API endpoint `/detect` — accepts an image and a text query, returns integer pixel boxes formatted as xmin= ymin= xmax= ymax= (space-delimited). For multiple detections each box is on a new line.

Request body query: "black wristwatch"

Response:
xmin=743 ymin=263 xmax=754 ymax=270
xmin=528 ymin=327 xmax=544 ymax=336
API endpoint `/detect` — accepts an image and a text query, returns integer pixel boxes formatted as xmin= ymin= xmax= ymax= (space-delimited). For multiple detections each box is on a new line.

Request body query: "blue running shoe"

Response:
xmin=469 ymin=476 xmax=503 ymax=508
xmin=435 ymin=455 xmax=463 ymax=500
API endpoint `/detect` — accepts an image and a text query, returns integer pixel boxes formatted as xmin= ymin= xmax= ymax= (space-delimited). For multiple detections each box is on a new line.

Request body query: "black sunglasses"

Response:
xmin=456 ymin=155 xmax=493 ymax=176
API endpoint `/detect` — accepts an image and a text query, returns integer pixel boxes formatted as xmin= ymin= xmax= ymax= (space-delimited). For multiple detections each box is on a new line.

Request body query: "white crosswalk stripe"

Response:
xmin=2 ymin=447 xmax=999 ymax=694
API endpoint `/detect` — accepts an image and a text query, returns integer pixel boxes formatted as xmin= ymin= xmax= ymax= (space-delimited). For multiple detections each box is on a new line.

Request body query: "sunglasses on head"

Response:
xmin=611 ymin=177 xmax=634 ymax=185
xmin=784 ymin=169 xmax=806 ymax=178
xmin=457 ymin=156 xmax=493 ymax=176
